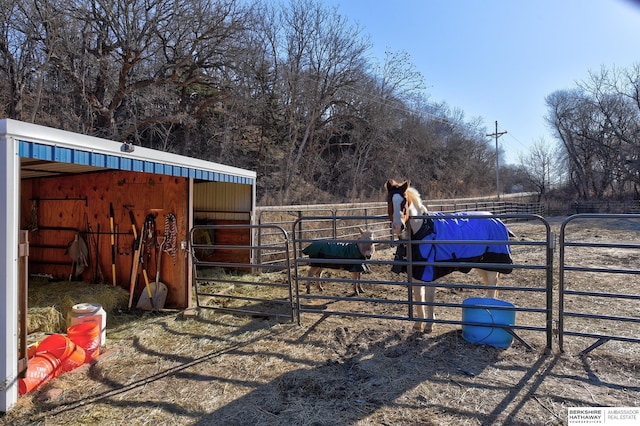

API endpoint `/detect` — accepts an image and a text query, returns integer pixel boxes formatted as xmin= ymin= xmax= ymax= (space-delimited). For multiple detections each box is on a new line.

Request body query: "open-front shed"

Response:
xmin=1 ymin=118 xmax=256 ymax=412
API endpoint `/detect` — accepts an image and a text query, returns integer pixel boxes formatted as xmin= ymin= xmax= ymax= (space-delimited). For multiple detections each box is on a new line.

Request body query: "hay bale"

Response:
xmin=26 ymin=307 xmax=66 ymax=334
xmin=28 ymin=281 xmax=129 ymax=334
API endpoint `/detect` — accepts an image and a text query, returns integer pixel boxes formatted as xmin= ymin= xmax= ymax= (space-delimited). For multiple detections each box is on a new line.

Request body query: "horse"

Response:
xmin=302 ymin=229 xmax=375 ymax=295
xmin=386 ymin=179 xmax=513 ymax=333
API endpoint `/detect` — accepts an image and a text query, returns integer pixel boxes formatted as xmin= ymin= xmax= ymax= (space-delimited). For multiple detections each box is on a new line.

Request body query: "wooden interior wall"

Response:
xmin=193 ymin=219 xmax=251 ymax=270
xmin=20 ymin=170 xmax=190 ymax=308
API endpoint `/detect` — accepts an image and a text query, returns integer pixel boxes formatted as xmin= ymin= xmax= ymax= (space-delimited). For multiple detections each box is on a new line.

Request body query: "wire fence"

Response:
xmin=255 ymin=197 xmax=545 ymax=266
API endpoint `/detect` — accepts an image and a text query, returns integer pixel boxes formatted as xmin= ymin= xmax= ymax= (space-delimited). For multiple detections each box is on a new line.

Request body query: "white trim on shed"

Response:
xmin=1 ymin=118 xmax=257 ymax=412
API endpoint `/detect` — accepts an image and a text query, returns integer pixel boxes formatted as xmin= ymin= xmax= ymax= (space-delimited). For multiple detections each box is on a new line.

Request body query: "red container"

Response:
xmin=36 ymin=334 xmax=73 ymax=367
xmin=60 ymin=342 xmax=86 ymax=372
xmin=18 ymin=353 xmax=61 ymax=395
xmin=68 ymin=322 xmax=101 ymax=362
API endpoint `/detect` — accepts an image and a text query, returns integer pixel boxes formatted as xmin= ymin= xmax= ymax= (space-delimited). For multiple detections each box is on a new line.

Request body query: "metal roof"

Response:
xmin=1 ymin=119 xmax=256 ymax=184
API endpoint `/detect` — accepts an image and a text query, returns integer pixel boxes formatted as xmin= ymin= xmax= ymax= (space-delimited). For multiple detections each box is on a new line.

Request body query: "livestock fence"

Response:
xmin=255 ymin=194 xmax=545 ymax=266
xmin=189 ymin=204 xmax=640 ymax=355
xmin=190 ymin=224 xmax=295 ymax=322
xmin=255 ymin=202 xmax=389 ymax=267
xmin=557 ymin=214 xmax=640 ymax=355
xmin=292 ymin=213 xmax=554 ymax=352
xmin=572 ymin=200 xmax=640 ymax=214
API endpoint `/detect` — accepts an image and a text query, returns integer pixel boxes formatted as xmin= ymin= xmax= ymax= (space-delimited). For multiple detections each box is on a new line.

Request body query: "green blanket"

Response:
xmin=302 ymin=242 xmax=366 ymax=272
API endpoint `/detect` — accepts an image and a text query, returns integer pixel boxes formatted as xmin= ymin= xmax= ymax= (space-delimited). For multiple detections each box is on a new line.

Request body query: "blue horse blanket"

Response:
xmin=404 ymin=213 xmax=513 ymax=281
xmin=303 ymin=242 xmax=367 ymax=272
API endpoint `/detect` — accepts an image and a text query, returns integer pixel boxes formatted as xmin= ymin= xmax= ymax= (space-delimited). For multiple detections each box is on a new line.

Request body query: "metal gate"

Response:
xmin=292 ymin=214 xmax=555 ymax=351
xmin=190 ymin=224 xmax=294 ymax=321
xmin=558 ymin=214 xmax=640 ymax=355
xmin=189 ymin=214 xmax=640 ymax=355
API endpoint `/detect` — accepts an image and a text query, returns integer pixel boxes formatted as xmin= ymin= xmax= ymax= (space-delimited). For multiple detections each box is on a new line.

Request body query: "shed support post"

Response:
xmin=1 ymin=133 xmax=20 ymax=412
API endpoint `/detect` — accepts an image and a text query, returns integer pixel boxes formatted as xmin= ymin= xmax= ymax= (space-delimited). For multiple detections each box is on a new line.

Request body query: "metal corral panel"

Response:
xmin=193 ymin=181 xmax=253 ymax=221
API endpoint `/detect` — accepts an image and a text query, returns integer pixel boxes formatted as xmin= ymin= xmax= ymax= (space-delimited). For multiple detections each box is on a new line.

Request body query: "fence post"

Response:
xmin=332 ymin=210 xmax=337 ymax=239
xmin=256 ymin=212 xmax=263 ymax=266
xmin=296 ymin=211 xmax=303 ymax=258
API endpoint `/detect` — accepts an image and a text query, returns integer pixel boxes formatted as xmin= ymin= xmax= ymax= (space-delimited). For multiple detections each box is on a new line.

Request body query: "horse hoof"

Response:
xmin=413 ymin=323 xmax=433 ymax=334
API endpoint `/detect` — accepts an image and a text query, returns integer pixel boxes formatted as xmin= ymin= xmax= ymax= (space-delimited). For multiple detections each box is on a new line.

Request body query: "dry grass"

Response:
xmin=26 ymin=281 xmax=130 ymax=336
xmin=3 ymin=217 xmax=639 ymax=425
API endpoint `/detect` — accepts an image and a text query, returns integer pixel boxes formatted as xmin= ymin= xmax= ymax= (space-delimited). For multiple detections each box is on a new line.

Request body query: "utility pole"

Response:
xmin=487 ymin=121 xmax=507 ymax=200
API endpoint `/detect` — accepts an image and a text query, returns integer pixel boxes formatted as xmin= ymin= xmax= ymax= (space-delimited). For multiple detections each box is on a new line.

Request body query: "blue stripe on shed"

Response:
xmin=17 ymin=140 xmax=253 ymax=184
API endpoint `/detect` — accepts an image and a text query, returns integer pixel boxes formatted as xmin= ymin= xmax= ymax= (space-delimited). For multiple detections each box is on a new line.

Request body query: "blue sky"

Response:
xmin=324 ymin=0 xmax=640 ymax=164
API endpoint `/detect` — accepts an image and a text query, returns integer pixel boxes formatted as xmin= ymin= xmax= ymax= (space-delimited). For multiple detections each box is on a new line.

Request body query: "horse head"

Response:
xmin=386 ymin=179 xmax=412 ymax=237
xmin=356 ymin=228 xmax=375 ymax=259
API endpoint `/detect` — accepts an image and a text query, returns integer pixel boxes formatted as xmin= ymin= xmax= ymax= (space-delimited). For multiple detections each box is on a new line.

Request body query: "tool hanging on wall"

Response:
xmin=109 ymin=203 xmax=117 ymax=287
xmin=152 ymin=226 xmax=169 ymax=309
xmin=86 ymin=219 xmax=104 ymax=284
xmin=137 ymin=214 xmax=167 ymax=310
xmin=163 ymin=213 xmax=178 ymax=264
xmin=28 ymin=200 xmax=39 ymax=231
xmin=95 ymin=224 xmax=104 ymax=283
xmin=128 ymin=211 xmax=142 ymax=309
xmin=144 ymin=214 xmax=157 ymax=266
xmin=127 ymin=212 xmax=156 ymax=310
xmin=66 ymin=232 xmax=89 ymax=281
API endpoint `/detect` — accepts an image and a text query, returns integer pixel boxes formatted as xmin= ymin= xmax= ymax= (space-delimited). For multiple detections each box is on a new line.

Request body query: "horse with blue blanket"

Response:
xmin=386 ymin=179 xmax=514 ymax=333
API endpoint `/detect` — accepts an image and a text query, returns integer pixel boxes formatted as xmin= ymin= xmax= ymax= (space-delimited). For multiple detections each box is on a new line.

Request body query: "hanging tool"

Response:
xmin=138 ymin=221 xmax=168 ymax=310
xmin=127 ymin=211 xmax=143 ymax=309
xmin=86 ymin=221 xmax=104 ymax=284
xmin=163 ymin=213 xmax=178 ymax=264
xmin=66 ymin=232 xmax=89 ymax=281
xmin=127 ymin=212 xmax=156 ymax=310
xmin=136 ymin=214 xmax=158 ymax=310
xmin=68 ymin=235 xmax=76 ymax=280
xmin=109 ymin=203 xmax=117 ymax=286
xmin=28 ymin=199 xmax=39 ymax=231
xmin=95 ymin=224 xmax=104 ymax=283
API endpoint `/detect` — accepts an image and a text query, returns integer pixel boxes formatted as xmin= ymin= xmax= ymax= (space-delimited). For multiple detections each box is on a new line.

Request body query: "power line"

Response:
xmin=487 ymin=121 xmax=507 ymax=200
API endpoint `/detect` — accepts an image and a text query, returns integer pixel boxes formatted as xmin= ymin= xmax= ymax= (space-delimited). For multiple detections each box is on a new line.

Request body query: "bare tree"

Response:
xmin=579 ymin=65 xmax=640 ymax=195
xmin=0 ymin=1 xmax=45 ymax=119
xmin=547 ymin=64 xmax=640 ymax=200
xmin=546 ymin=89 xmax=604 ymax=199
xmin=517 ymin=138 xmax=562 ymax=201
xmin=269 ymin=0 xmax=370 ymax=204
xmin=28 ymin=0 xmax=250 ymax=147
xmin=0 ymin=0 xmax=532 ymax=204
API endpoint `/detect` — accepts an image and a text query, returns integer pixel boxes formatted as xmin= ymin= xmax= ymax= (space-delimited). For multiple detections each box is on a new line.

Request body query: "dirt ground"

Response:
xmin=2 ymin=216 xmax=639 ymax=425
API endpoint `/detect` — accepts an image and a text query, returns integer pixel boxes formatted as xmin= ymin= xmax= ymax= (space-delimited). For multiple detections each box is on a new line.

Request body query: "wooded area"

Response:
xmin=1 ymin=0 xmax=639 ymax=204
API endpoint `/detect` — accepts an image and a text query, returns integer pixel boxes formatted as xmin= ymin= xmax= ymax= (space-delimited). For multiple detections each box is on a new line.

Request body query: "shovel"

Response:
xmin=137 ymin=230 xmax=168 ymax=310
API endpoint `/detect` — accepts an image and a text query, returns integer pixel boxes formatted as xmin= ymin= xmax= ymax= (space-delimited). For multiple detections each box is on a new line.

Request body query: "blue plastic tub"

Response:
xmin=461 ymin=297 xmax=515 ymax=348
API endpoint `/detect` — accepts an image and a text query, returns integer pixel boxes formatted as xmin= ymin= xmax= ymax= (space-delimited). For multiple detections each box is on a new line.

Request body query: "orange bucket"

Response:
xmin=68 ymin=322 xmax=101 ymax=362
xmin=18 ymin=353 xmax=61 ymax=395
xmin=36 ymin=333 xmax=85 ymax=372
xmin=36 ymin=334 xmax=74 ymax=364
xmin=60 ymin=342 xmax=86 ymax=372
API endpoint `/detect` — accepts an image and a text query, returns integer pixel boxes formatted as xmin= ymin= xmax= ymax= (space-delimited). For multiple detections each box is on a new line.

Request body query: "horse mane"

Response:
xmin=407 ymin=186 xmax=429 ymax=214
